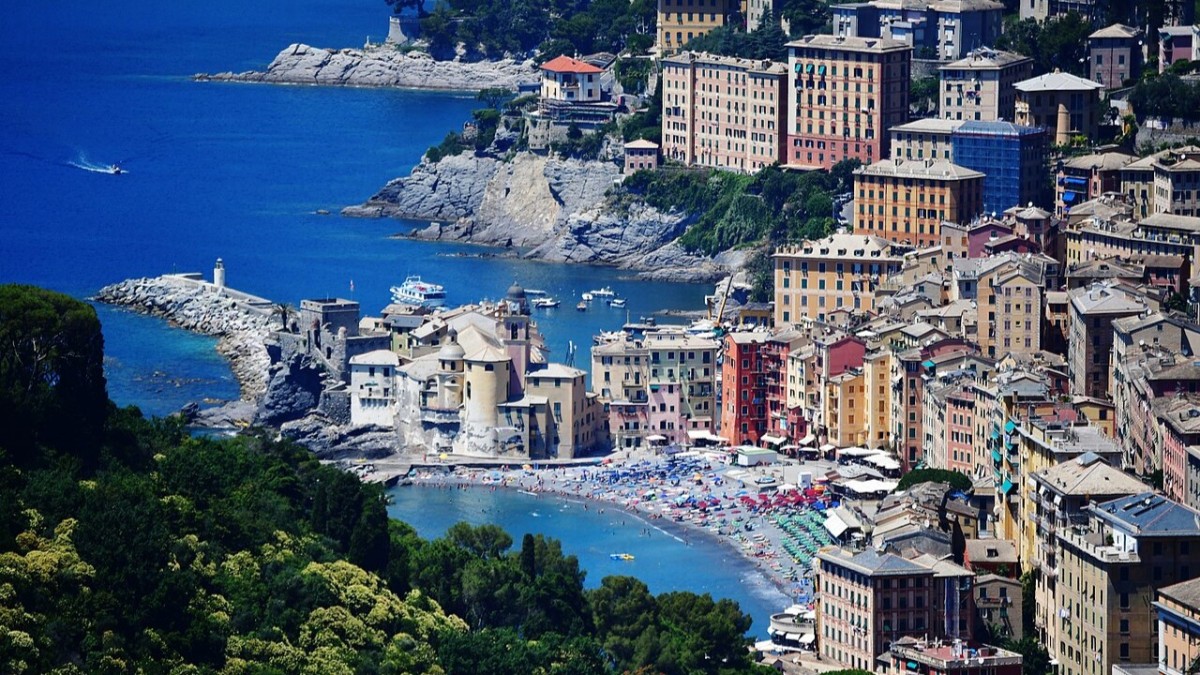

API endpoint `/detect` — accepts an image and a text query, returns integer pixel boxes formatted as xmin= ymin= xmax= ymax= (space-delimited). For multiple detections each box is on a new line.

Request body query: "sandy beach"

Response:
xmin=398 ymin=450 xmax=841 ymax=602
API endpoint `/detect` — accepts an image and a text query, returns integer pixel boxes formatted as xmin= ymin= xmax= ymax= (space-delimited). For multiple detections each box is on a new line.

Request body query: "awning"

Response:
xmin=1001 ymin=478 xmax=1015 ymax=495
xmin=1004 ymin=420 xmax=1016 ymax=433
xmin=785 ymin=632 xmax=801 ymax=641
xmin=1062 ymin=190 xmax=1078 ymax=204
xmin=799 ymin=633 xmax=816 ymax=644
xmin=799 ymin=434 xmax=817 ymax=445
xmin=824 ymin=512 xmax=850 ymax=537
xmin=922 ymin=359 xmax=936 ymax=369
xmin=761 ymin=434 xmax=786 ymax=445
xmin=646 ymin=434 xmax=667 ymax=442
xmin=820 ymin=443 xmax=836 ymax=452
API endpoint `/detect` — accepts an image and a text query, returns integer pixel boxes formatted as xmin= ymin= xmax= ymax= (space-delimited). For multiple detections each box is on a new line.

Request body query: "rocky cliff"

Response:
xmin=343 ymin=152 xmax=737 ymax=282
xmin=196 ymin=43 xmax=538 ymax=91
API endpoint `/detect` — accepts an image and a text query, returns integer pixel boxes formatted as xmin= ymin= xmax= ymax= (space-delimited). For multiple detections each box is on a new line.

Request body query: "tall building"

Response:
xmin=660 ymin=51 xmax=787 ymax=173
xmin=773 ymin=233 xmax=907 ymax=325
xmin=1014 ymin=70 xmax=1105 ymax=145
xmin=1068 ymin=282 xmax=1151 ymax=398
xmin=656 ymin=0 xmax=738 ymax=55
xmin=830 ymin=0 xmax=1004 ymax=61
xmin=1052 ymin=493 xmax=1200 ymax=675
xmin=1155 ymin=577 xmax=1200 ymax=675
xmin=951 ymin=121 xmax=1048 ymax=216
xmin=1088 ymin=24 xmax=1142 ymax=88
xmin=721 ymin=330 xmax=771 ymax=445
xmin=785 ymin=34 xmax=912 ymax=170
xmin=888 ymin=118 xmax=962 ymax=161
xmin=853 ymin=158 xmax=986 ymax=248
xmin=939 ymin=47 xmax=1033 ymax=122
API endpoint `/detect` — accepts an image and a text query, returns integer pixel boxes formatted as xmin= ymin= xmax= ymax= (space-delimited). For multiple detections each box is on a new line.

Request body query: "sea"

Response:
xmin=0 ymin=0 xmax=785 ymax=633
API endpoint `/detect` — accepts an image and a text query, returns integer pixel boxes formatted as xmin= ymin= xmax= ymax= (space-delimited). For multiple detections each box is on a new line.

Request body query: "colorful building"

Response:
xmin=853 ymin=158 xmax=985 ymax=248
xmin=1088 ymin=24 xmax=1142 ymax=88
xmin=721 ymin=330 xmax=771 ymax=445
xmin=939 ymin=47 xmax=1033 ymax=123
xmin=656 ymin=0 xmax=738 ymax=54
xmin=951 ymin=120 xmax=1048 ymax=217
xmin=829 ymin=0 xmax=1004 ymax=61
xmin=773 ymin=233 xmax=907 ymax=325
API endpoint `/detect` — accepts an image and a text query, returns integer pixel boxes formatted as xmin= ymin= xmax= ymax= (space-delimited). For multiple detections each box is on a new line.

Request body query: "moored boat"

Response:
xmin=576 ymin=301 xmax=588 ymax=311
xmin=390 ymin=276 xmax=446 ymax=307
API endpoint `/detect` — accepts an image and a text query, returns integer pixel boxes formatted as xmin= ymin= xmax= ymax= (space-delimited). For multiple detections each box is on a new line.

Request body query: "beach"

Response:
xmin=393 ymin=449 xmax=841 ymax=602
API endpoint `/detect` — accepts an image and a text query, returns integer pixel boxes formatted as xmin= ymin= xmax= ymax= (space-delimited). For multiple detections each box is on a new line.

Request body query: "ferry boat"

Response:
xmin=390 ymin=276 xmax=446 ymax=307
xmin=590 ymin=286 xmax=615 ymax=298
xmin=532 ymin=297 xmax=560 ymax=308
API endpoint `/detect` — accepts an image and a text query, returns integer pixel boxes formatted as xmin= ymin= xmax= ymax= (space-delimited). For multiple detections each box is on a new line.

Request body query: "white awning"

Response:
xmin=824 ymin=512 xmax=850 ymax=537
xmin=799 ymin=633 xmax=816 ymax=645
xmin=785 ymin=633 xmax=801 ymax=641
xmin=687 ymin=430 xmax=708 ymax=440
xmin=799 ymin=434 xmax=817 ymax=445
xmin=761 ymin=434 xmax=786 ymax=445
xmin=646 ymin=434 xmax=667 ymax=442
xmin=819 ymin=443 xmax=836 ymax=452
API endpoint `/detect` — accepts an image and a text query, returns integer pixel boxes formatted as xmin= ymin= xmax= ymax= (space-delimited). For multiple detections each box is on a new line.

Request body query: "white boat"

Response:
xmin=525 ymin=288 xmax=547 ymax=296
xmin=590 ymin=286 xmax=616 ymax=298
xmin=610 ymin=298 xmax=627 ymax=308
xmin=533 ymin=297 xmax=560 ymax=308
xmin=576 ymin=301 xmax=588 ymax=311
xmin=581 ymin=292 xmax=594 ymax=301
xmin=390 ymin=276 xmax=446 ymax=307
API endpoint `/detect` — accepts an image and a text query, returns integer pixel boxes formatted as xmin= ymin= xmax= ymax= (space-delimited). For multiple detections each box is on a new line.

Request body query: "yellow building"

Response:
xmin=657 ymin=0 xmax=738 ymax=54
xmin=525 ymin=363 xmax=607 ymax=459
xmin=660 ymin=51 xmax=787 ymax=173
xmin=1156 ymin=577 xmax=1200 ymax=675
xmin=824 ymin=370 xmax=866 ymax=447
xmin=773 ymin=233 xmax=907 ymax=326
xmin=853 ymin=158 xmax=985 ymax=249
xmin=863 ymin=349 xmax=893 ymax=449
xmin=887 ymin=118 xmax=962 ymax=161
xmin=975 ymin=256 xmax=1047 ymax=360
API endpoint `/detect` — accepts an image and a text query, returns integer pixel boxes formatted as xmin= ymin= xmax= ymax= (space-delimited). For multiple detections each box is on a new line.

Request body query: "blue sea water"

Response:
xmin=389 ymin=486 xmax=790 ymax=637
xmin=0 ymin=0 xmax=770 ymax=627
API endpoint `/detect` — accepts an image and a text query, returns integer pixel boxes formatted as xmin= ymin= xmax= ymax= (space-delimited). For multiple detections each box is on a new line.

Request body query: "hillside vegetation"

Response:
xmin=0 ymin=284 xmax=771 ymax=674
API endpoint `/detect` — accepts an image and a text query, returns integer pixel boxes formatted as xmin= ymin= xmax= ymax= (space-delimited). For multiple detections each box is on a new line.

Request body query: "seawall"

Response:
xmin=95 ymin=275 xmax=274 ymax=401
xmin=195 ymin=43 xmax=539 ymax=92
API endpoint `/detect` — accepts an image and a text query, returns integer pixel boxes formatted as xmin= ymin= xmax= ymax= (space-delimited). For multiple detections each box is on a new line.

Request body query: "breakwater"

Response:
xmin=95 ymin=275 xmax=274 ymax=401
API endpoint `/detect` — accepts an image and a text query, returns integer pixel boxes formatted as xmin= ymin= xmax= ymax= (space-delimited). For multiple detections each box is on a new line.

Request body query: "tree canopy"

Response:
xmin=895 ymin=469 xmax=974 ymax=492
xmin=995 ymin=12 xmax=1092 ymax=77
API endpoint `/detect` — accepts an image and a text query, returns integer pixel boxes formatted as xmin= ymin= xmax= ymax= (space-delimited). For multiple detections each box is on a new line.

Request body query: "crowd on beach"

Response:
xmin=405 ymin=451 xmax=844 ymax=602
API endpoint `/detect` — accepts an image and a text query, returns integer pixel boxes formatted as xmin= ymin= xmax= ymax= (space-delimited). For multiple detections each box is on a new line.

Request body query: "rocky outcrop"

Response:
xmin=196 ymin=43 xmax=538 ymax=91
xmin=96 ymin=276 xmax=273 ymax=399
xmin=280 ymin=413 xmax=400 ymax=460
xmin=344 ymin=152 xmax=736 ymax=282
xmin=256 ymin=349 xmax=327 ymax=427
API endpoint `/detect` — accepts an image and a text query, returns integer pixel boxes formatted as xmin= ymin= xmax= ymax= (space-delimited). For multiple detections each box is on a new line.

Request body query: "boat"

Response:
xmin=390 ymin=276 xmax=446 ymax=307
xmin=590 ymin=286 xmax=615 ymax=298
xmin=524 ymin=288 xmax=547 ymax=296
xmin=609 ymin=298 xmax=627 ymax=308
xmin=609 ymin=553 xmax=635 ymax=561
xmin=109 ymin=164 xmax=123 ymax=175
xmin=533 ymin=297 xmax=560 ymax=308
xmin=576 ymin=301 xmax=588 ymax=311
xmin=581 ymin=292 xmax=594 ymax=301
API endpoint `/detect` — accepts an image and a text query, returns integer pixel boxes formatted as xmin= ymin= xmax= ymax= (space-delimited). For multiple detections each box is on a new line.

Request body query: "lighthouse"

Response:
xmin=213 ymin=258 xmax=226 ymax=290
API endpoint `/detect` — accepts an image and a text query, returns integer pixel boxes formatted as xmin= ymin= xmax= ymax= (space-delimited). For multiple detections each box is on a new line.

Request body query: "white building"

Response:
xmin=349 ymin=349 xmax=400 ymax=427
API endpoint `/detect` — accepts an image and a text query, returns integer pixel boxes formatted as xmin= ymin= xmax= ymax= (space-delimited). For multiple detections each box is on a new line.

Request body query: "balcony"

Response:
xmin=420 ymin=407 xmax=461 ymax=424
xmin=976 ymin=596 xmax=1012 ymax=608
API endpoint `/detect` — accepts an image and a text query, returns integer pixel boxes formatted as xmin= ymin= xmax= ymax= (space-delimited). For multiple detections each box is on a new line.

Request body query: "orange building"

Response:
xmin=772 ymin=233 xmax=907 ymax=326
xmin=661 ymin=51 xmax=787 ymax=173
xmin=785 ymin=34 xmax=911 ymax=170
xmin=853 ymin=158 xmax=985 ymax=248
xmin=656 ymin=0 xmax=738 ymax=55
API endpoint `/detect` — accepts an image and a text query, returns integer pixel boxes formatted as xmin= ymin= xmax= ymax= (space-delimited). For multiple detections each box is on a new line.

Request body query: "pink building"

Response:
xmin=762 ymin=330 xmax=806 ymax=445
xmin=946 ymin=387 xmax=976 ymax=475
xmin=941 ymin=217 xmax=1015 ymax=259
xmin=1154 ymin=395 xmax=1200 ymax=505
xmin=817 ymin=334 xmax=867 ymax=380
xmin=1159 ymin=25 xmax=1199 ymax=72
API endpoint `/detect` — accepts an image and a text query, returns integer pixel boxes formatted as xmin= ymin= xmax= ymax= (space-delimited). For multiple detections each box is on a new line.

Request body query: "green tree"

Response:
xmin=0 ymin=285 xmax=108 ymax=469
xmin=476 ymin=87 xmax=514 ymax=109
xmin=996 ymin=12 xmax=1092 ymax=76
xmin=588 ymin=575 xmax=658 ymax=668
xmin=1002 ymin=635 xmax=1053 ymax=675
xmin=349 ymin=491 xmax=391 ymax=573
xmin=896 ymin=469 xmax=973 ymax=492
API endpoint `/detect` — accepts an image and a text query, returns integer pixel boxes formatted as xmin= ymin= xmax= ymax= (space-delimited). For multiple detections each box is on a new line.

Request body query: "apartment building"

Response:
xmin=722 ymin=330 xmax=771 ymax=445
xmin=1065 ymin=213 xmax=1200 ymax=266
xmin=660 ymin=51 xmax=787 ymax=173
xmin=830 ymin=0 xmax=1004 ymax=61
xmin=1057 ymin=151 xmax=1136 ymax=218
xmin=1014 ymin=70 xmax=1105 ymax=145
xmin=773 ymin=233 xmax=907 ymax=325
xmin=1159 ymin=25 xmax=1200 ymax=73
xmin=1068 ymin=282 xmax=1151 ymax=398
xmin=951 ymin=121 xmax=1048 ymax=216
xmin=1052 ymin=493 xmax=1200 ymax=675
xmin=762 ymin=328 xmax=808 ymax=443
xmin=1121 ymin=146 xmax=1200 ymax=218
xmin=975 ymin=254 xmax=1049 ymax=359
xmin=1155 ymin=577 xmax=1200 ymax=675
xmin=1088 ymin=24 xmax=1142 ymax=89
xmin=1153 ymin=395 xmax=1200 ymax=508
xmin=853 ymin=158 xmax=985 ymax=248
xmin=939 ymin=47 xmax=1033 ymax=122
xmin=888 ymin=118 xmax=961 ymax=161
xmin=656 ymin=0 xmax=738 ymax=55
xmin=885 ymin=638 xmax=1023 ymax=675
xmin=785 ymin=34 xmax=911 ymax=170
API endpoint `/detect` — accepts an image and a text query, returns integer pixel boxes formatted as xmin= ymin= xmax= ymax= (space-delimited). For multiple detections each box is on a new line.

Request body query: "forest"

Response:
xmin=0 ymin=284 xmax=772 ymax=674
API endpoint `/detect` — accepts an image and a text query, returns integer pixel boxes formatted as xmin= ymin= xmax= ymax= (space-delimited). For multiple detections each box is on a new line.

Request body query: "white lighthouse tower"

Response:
xmin=213 ymin=258 xmax=226 ymax=291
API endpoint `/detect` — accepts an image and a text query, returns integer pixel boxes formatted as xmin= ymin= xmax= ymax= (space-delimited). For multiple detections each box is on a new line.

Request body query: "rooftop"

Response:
xmin=1069 ymin=282 xmax=1149 ymax=315
xmin=349 ymin=349 xmax=401 ymax=366
xmin=954 ymin=120 xmax=1044 ymax=136
xmin=942 ymin=46 xmax=1031 ymax=70
xmin=817 ymin=547 xmax=935 ymax=576
xmin=787 ymin=34 xmax=911 ymax=53
xmin=856 ymin=157 xmax=984 ymax=180
xmin=1063 ymin=151 xmax=1137 ymax=171
xmin=1015 ymin=70 xmax=1104 ymax=92
xmin=540 ymin=55 xmax=603 ymax=74
xmin=1089 ymin=23 xmax=1139 ymax=40
xmin=1092 ymin=492 xmax=1200 ymax=536
xmin=774 ymin=232 xmax=906 ymax=259
xmin=1158 ymin=575 xmax=1200 ymax=610
xmin=889 ymin=118 xmax=964 ymax=134
xmin=1033 ymin=451 xmax=1146 ymax=496
xmin=624 ymin=139 xmax=659 ymax=149
xmin=661 ymin=50 xmax=787 ymax=74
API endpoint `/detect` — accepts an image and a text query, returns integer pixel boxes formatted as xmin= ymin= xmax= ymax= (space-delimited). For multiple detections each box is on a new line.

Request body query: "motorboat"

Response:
xmin=590 ymin=286 xmax=615 ymax=298
xmin=609 ymin=553 xmax=635 ymax=561
xmin=390 ymin=276 xmax=446 ymax=307
xmin=524 ymin=288 xmax=547 ymax=296
xmin=109 ymin=164 xmax=123 ymax=175
xmin=609 ymin=298 xmax=626 ymax=308
xmin=533 ymin=297 xmax=560 ymax=308
xmin=576 ymin=301 xmax=588 ymax=311
xmin=581 ymin=292 xmax=594 ymax=301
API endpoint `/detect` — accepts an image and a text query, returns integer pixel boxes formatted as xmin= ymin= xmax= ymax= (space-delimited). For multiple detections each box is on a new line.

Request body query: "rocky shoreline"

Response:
xmin=195 ymin=43 xmax=539 ymax=91
xmin=343 ymin=151 xmax=742 ymax=283
xmin=95 ymin=276 xmax=273 ymax=403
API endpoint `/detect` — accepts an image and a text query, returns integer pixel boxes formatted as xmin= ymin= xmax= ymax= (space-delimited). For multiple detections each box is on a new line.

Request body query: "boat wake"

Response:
xmin=68 ymin=154 xmax=124 ymax=175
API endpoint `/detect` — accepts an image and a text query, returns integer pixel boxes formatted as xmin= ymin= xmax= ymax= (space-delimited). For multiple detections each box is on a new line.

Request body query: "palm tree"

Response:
xmin=273 ymin=303 xmax=295 ymax=332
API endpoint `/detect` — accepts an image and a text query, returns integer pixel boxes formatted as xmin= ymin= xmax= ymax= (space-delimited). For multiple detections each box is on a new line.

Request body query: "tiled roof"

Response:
xmin=1015 ymin=70 xmax=1103 ymax=92
xmin=1034 ymin=452 xmax=1146 ymax=496
xmin=1089 ymin=23 xmax=1139 ymax=39
xmin=540 ymin=55 xmax=603 ymax=74
xmin=1159 ymin=576 xmax=1200 ymax=610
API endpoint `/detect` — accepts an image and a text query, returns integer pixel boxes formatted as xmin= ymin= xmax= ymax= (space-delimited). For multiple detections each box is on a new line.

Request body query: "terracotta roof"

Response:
xmin=540 ymin=55 xmax=603 ymax=74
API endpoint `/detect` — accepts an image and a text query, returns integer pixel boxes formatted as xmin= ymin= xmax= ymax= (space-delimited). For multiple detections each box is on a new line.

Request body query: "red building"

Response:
xmin=761 ymin=329 xmax=806 ymax=447
xmin=721 ymin=331 xmax=770 ymax=446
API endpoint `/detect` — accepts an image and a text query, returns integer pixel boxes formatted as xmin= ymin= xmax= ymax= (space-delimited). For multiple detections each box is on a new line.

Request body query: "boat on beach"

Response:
xmin=390 ymin=276 xmax=446 ymax=307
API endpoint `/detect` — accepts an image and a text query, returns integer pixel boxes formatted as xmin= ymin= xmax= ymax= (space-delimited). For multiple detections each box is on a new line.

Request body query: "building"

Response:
xmin=773 ymin=233 xmax=907 ymax=325
xmin=623 ymin=139 xmax=659 ymax=174
xmin=349 ymin=350 xmax=400 ymax=427
xmin=853 ymin=158 xmax=985 ymax=248
xmin=785 ymin=34 xmax=912 ymax=170
xmin=1156 ymin=577 xmax=1200 ymax=675
xmin=974 ymin=253 xmax=1051 ymax=359
xmin=660 ymin=51 xmax=787 ymax=172
xmin=1088 ymin=24 xmax=1142 ymax=88
xmin=830 ymin=0 xmax=1004 ymax=61
xmin=884 ymin=637 xmax=1022 ymax=675
xmin=1068 ymin=282 xmax=1151 ymax=398
xmin=1159 ymin=25 xmax=1200 ymax=73
xmin=1051 ymin=493 xmax=1200 ymax=675
xmin=1056 ymin=151 xmax=1136 ymax=218
xmin=951 ymin=121 xmax=1048 ymax=216
xmin=656 ymin=0 xmax=738 ymax=55
xmin=1065 ymin=212 xmax=1200 ymax=266
xmin=539 ymin=55 xmax=603 ymax=105
xmin=1014 ymin=70 xmax=1105 ymax=145
xmin=1121 ymin=146 xmax=1200 ymax=218
xmin=939 ymin=47 xmax=1033 ymax=122
xmin=722 ymin=330 xmax=771 ymax=445
xmin=888 ymin=118 xmax=962 ymax=161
